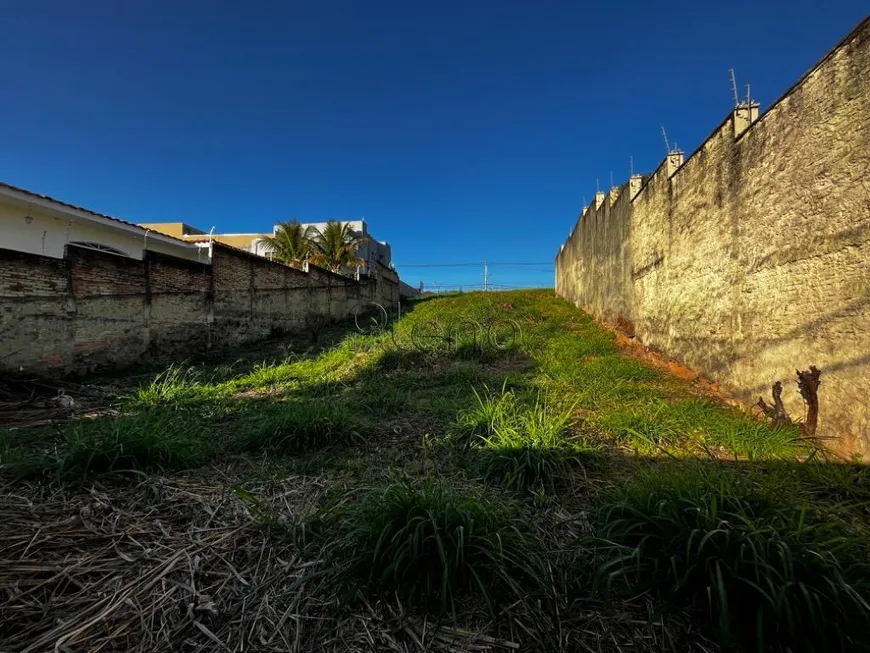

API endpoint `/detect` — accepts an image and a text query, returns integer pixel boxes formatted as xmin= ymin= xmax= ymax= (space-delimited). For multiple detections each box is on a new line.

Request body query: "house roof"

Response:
xmin=0 ymin=181 xmax=197 ymax=249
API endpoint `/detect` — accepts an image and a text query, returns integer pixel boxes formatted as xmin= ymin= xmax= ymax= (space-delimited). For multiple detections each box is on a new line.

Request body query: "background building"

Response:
xmin=140 ymin=219 xmax=392 ymax=268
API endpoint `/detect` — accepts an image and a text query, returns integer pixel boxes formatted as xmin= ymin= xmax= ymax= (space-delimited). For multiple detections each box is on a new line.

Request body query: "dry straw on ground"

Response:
xmin=0 ymin=469 xmax=710 ymax=653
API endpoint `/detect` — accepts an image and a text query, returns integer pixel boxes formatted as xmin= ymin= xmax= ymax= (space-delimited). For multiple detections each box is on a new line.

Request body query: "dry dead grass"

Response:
xmin=0 ymin=466 xmax=714 ymax=653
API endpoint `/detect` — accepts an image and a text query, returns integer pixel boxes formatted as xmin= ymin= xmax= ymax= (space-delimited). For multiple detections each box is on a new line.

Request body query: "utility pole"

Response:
xmin=483 ymin=261 xmax=489 ymax=291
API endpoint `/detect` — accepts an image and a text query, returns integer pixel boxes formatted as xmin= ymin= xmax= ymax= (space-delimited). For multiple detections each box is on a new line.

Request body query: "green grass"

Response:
xmin=450 ymin=386 xmax=597 ymax=490
xmin=2 ymin=408 xmax=209 ymax=479
xmin=600 ymin=398 xmax=803 ymax=458
xmin=4 ymin=289 xmax=863 ymax=650
xmin=595 ymin=464 xmax=870 ymax=652
xmin=122 ymin=363 xmax=223 ymax=408
xmin=326 ymin=479 xmax=547 ymax=616
xmin=236 ymin=400 xmax=371 ymax=454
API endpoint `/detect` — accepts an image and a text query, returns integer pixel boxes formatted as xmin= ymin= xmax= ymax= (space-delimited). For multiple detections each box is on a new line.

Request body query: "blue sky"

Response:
xmin=0 ymin=1 xmax=865 ymax=290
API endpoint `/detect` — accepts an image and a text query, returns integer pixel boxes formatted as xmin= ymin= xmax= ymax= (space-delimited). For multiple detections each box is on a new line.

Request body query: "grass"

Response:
xmin=601 ymin=398 xmax=803 ymax=458
xmin=595 ymin=464 xmax=870 ymax=652
xmin=451 ymin=385 xmax=597 ymax=490
xmin=3 ymin=289 xmax=864 ymax=652
xmin=2 ymin=408 xmax=209 ymax=480
xmin=326 ymin=479 xmax=547 ymax=616
xmin=236 ymin=400 xmax=371 ymax=454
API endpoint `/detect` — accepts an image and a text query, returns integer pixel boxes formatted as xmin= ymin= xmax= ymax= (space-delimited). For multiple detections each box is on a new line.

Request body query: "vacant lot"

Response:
xmin=2 ymin=290 xmax=869 ymax=652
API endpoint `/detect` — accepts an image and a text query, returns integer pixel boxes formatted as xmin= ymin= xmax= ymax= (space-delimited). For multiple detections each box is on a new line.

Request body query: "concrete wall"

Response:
xmin=555 ymin=16 xmax=870 ymax=457
xmin=0 ymin=242 xmax=399 ymax=376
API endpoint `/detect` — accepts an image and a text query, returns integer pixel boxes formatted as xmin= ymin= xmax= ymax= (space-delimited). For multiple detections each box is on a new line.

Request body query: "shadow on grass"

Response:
xmin=4 ymin=290 xmax=869 ymax=653
xmin=3 ymin=349 xmax=870 ymax=653
xmin=0 ymin=342 xmax=536 ymax=482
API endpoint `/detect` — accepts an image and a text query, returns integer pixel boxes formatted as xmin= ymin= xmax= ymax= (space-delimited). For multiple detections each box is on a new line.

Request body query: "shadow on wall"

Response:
xmin=554 ymin=16 xmax=870 ymax=457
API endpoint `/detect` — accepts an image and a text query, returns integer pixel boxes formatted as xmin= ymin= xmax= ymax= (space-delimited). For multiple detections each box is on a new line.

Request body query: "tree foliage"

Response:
xmin=259 ymin=220 xmax=317 ymax=267
xmin=260 ymin=219 xmax=367 ymax=273
xmin=310 ymin=220 xmax=368 ymax=272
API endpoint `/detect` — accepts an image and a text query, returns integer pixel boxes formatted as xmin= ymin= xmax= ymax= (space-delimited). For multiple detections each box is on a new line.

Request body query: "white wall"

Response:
xmin=0 ymin=198 xmax=205 ymax=262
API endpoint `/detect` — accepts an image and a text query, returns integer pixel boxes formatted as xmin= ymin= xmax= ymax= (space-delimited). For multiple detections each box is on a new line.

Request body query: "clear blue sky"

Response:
xmin=1 ymin=1 xmax=866 ymax=290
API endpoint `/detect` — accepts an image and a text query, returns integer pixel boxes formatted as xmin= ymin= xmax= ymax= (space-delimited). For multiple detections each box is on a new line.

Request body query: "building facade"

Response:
xmin=1 ymin=182 xmax=205 ymax=263
xmin=140 ymin=219 xmax=392 ymax=268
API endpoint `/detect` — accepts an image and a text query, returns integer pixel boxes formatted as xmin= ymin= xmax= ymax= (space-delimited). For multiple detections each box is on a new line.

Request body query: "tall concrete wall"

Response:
xmin=0 ymin=242 xmax=399 ymax=375
xmin=556 ymin=16 xmax=870 ymax=457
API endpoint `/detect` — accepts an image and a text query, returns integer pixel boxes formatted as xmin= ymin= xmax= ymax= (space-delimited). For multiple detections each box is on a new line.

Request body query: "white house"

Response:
xmin=0 ymin=181 xmax=207 ymax=262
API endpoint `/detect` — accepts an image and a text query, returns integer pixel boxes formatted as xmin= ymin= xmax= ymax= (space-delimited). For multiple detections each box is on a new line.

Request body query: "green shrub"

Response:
xmin=334 ymin=480 xmax=546 ymax=615
xmin=239 ymin=401 xmax=369 ymax=454
xmin=595 ymin=466 xmax=870 ymax=652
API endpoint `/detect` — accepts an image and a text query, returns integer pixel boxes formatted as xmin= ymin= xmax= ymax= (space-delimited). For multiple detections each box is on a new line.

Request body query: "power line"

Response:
xmin=495 ymin=266 xmax=553 ymax=272
xmin=394 ymin=262 xmax=482 ymax=268
xmin=422 ymin=283 xmax=551 ymax=291
xmin=395 ymin=261 xmax=553 ymax=268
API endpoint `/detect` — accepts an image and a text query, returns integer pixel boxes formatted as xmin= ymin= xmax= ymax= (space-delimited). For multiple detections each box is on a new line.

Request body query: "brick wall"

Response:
xmin=555 ymin=16 xmax=870 ymax=457
xmin=0 ymin=242 xmax=401 ymax=375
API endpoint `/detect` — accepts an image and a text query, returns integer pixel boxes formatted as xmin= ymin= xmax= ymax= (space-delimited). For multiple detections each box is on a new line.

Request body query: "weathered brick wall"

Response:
xmin=146 ymin=252 xmax=212 ymax=357
xmin=0 ymin=242 xmax=401 ymax=375
xmin=556 ymin=16 xmax=870 ymax=456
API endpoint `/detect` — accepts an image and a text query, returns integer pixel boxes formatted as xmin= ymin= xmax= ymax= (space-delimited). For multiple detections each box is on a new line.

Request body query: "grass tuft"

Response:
xmin=7 ymin=409 xmax=208 ymax=480
xmin=452 ymin=386 xmax=595 ymax=490
xmin=449 ymin=385 xmax=517 ymax=449
xmin=123 ymin=364 xmax=218 ymax=408
xmin=601 ymin=399 xmax=803 ymax=458
xmin=331 ymin=480 xmax=547 ymax=616
xmin=595 ymin=465 xmax=870 ymax=652
xmin=238 ymin=401 xmax=370 ymax=454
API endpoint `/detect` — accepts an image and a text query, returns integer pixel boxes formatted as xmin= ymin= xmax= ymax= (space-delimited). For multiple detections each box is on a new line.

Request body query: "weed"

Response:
xmin=601 ymin=399 xmax=803 ymax=459
xmin=238 ymin=400 xmax=369 ymax=454
xmin=478 ymin=398 xmax=595 ymax=491
xmin=451 ymin=387 xmax=594 ymax=490
xmin=670 ymin=399 xmax=803 ymax=459
xmin=600 ymin=403 xmax=682 ymax=454
xmin=595 ymin=465 xmax=870 ymax=652
xmin=332 ymin=480 xmax=546 ymax=616
xmin=123 ymin=364 xmax=218 ymax=408
xmin=449 ymin=385 xmax=516 ymax=449
xmin=10 ymin=409 xmax=209 ymax=480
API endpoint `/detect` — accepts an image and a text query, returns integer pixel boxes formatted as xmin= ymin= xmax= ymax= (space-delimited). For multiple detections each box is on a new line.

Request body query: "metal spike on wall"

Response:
xmin=730 ymin=68 xmax=740 ymax=107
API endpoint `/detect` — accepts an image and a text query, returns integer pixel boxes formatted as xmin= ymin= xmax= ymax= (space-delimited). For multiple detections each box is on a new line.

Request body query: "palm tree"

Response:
xmin=310 ymin=220 xmax=368 ymax=273
xmin=259 ymin=220 xmax=317 ymax=267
